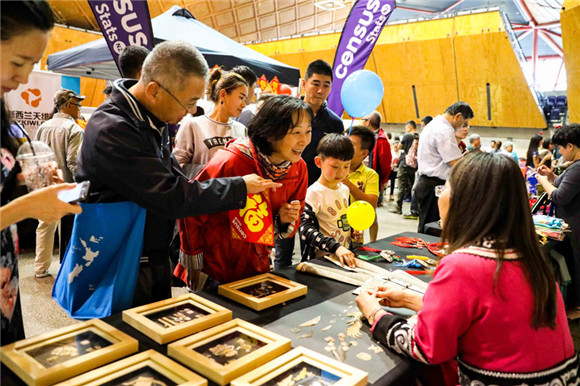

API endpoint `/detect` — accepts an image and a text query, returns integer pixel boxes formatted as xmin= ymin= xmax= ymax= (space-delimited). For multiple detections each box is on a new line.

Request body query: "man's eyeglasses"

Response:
xmin=68 ymin=101 xmax=82 ymax=108
xmin=153 ymin=80 xmax=197 ymax=112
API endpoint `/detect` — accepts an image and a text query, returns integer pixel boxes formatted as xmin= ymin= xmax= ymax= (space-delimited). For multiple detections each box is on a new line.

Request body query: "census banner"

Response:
xmin=327 ymin=0 xmax=394 ymax=116
xmin=4 ymin=71 xmax=62 ymax=140
xmin=88 ymin=0 xmax=154 ymax=74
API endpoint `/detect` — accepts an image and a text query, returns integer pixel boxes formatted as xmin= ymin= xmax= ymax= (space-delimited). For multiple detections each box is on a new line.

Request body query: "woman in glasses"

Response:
xmin=356 ymin=151 xmax=576 ymax=385
xmin=174 ymin=67 xmax=248 ymax=178
xmin=175 ymin=95 xmax=311 ymax=290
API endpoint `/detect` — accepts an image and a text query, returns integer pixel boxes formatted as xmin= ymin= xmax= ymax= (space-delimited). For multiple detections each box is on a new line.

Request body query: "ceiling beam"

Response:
xmin=538 ymin=30 xmax=564 ymax=57
xmin=394 ymin=5 xmax=437 ymax=14
xmin=442 ymin=0 xmax=463 ymax=13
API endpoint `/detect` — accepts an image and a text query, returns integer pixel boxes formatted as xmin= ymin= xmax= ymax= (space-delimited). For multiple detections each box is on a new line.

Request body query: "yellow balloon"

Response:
xmin=346 ymin=200 xmax=375 ymax=231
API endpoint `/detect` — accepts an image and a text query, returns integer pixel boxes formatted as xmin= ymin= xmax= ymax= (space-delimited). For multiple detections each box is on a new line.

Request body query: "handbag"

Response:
xmin=52 ymin=202 xmax=146 ymax=319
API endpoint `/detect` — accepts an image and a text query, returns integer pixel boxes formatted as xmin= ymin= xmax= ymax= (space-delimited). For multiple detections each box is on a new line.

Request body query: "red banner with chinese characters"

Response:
xmin=258 ymin=74 xmax=268 ymax=91
xmin=269 ymin=76 xmax=280 ymax=94
xmin=229 ymin=192 xmax=275 ymax=246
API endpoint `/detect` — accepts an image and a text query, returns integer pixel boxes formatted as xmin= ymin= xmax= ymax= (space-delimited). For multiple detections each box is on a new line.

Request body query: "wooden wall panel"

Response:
xmin=250 ymin=11 xmax=546 ymax=128
xmin=562 ymin=0 xmax=580 ymax=123
xmin=371 ymin=38 xmax=457 ymax=123
xmin=454 ymin=26 xmax=545 ymax=128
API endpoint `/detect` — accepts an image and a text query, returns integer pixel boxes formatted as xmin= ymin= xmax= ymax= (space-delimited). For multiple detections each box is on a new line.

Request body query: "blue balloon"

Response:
xmin=340 ymin=70 xmax=384 ymax=118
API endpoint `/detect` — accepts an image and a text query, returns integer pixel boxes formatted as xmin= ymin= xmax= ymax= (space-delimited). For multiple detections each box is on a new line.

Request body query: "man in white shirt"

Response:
xmin=415 ymin=101 xmax=474 ymax=233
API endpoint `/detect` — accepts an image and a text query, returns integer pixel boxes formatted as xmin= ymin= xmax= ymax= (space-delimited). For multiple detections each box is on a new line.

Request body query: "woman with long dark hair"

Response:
xmin=537 ymin=124 xmax=580 ymax=319
xmin=1 ymin=1 xmax=81 ymax=345
xmin=357 ymin=152 xmax=576 ymax=385
xmin=526 ymin=134 xmax=543 ymax=167
xmin=175 ymin=95 xmax=311 ymax=289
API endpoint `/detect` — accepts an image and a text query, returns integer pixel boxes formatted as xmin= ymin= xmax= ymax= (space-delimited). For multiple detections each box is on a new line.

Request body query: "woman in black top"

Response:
xmin=537 ymin=124 xmax=580 ymax=318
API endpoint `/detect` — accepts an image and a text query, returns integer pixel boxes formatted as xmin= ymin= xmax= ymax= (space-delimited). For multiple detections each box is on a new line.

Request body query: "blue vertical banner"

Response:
xmin=87 ymin=0 xmax=154 ymax=74
xmin=327 ymin=0 xmax=395 ymax=117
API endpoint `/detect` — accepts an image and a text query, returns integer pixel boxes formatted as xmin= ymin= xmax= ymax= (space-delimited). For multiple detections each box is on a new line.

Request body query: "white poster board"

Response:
xmin=4 ymin=71 xmax=62 ymax=140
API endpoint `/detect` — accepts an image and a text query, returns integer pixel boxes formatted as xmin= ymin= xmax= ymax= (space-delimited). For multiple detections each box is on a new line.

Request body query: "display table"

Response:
xmin=2 ymin=232 xmax=441 ymax=385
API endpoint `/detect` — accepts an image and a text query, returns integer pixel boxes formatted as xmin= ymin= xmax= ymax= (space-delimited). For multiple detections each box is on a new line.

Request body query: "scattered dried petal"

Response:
xmin=299 ymin=316 xmax=321 ymax=327
xmin=321 ymin=324 xmax=332 ymax=331
xmin=357 ymin=352 xmax=372 ymax=361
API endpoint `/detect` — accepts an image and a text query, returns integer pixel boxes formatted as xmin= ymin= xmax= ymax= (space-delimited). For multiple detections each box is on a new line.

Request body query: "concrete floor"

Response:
xmin=16 ymin=196 xmax=580 ymax=350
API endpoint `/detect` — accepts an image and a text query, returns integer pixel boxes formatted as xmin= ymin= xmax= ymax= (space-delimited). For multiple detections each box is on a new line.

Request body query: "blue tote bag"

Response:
xmin=52 ymin=202 xmax=146 ymax=319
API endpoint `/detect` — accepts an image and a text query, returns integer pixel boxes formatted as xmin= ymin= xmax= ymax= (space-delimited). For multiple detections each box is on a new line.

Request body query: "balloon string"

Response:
xmin=348 ymin=118 xmax=354 ymax=137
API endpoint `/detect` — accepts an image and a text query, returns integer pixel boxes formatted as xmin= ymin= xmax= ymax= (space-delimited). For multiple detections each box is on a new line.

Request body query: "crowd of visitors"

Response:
xmin=2 ymin=2 xmax=580 ymax=385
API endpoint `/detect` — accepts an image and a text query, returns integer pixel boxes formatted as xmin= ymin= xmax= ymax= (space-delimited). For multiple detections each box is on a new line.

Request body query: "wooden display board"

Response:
xmin=218 ymin=273 xmax=307 ymax=311
xmin=0 ymin=319 xmax=138 ymax=386
xmin=122 ymin=293 xmax=232 ymax=344
xmin=56 ymin=349 xmax=207 ymax=386
xmin=231 ymin=346 xmax=368 ymax=386
xmin=168 ymin=318 xmax=291 ymax=385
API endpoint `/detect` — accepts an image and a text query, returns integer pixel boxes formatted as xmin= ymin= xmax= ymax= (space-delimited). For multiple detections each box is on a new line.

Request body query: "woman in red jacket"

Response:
xmin=176 ymin=95 xmax=312 ymax=289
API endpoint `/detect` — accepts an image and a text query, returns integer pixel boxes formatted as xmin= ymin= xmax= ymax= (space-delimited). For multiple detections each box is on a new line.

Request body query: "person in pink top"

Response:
xmin=357 ymin=151 xmax=577 ymax=385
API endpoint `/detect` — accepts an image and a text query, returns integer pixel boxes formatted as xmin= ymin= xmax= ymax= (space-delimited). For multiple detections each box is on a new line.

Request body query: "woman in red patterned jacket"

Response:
xmin=175 ymin=95 xmax=312 ymax=289
xmin=356 ymin=151 xmax=577 ymax=385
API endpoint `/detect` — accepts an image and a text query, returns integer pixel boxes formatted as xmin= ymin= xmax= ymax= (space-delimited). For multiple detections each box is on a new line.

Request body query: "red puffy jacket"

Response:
xmin=176 ymin=139 xmax=307 ymax=284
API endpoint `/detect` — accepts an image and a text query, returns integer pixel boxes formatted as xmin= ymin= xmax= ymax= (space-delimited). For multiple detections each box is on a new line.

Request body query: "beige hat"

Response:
xmin=54 ymin=89 xmax=85 ymax=108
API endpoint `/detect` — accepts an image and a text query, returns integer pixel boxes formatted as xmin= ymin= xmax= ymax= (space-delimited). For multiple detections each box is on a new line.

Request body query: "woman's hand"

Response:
xmin=335 ymin=246 xmax=356 ymax=268
xmin=25 ymin=183 xmax=82 ymax=223
xmin=242 ymin=174 xmax=282 ymax=194
xmin=374 ymin=286 xmax=408 ymax=308
xmin=374 ymin=285 xmax=424 ymax=311
xmin=356 ymin=289 xmax=382 ymax=319
xmin=1 ymin=183 xmax=82 ymax=230
xmin=279 ymin=200 xmax=301 ymax=224
xmin=537 ymin=165 xmax=555 ymax=181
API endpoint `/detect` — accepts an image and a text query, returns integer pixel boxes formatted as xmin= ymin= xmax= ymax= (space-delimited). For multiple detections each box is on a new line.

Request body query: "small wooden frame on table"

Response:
xmin=231 ymin=346 xmax=368 ymax=386
xmin=56 ymin=349 xmax=207 ymax=386
xmin=122 ymin=293 xmax=232 ymax=344
xmin=218 ymin=273 xmax=307 ymax=311
xmin=168 ymin=318 xmax=291 ymax=385
xmin=0 ymin=319 xmax=138 ymax=386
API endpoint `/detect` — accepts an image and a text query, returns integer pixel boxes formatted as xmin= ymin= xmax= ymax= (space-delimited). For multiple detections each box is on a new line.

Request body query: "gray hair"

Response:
xmin=468 ymin=133 xmax=480 ymax=144
xmin=367 ymin=111 xmax=382 ymax=129
xmin=504 ymin=141 xmax=513 ymax=149
xmin=140 ymin=41 xmax=209 ymax=91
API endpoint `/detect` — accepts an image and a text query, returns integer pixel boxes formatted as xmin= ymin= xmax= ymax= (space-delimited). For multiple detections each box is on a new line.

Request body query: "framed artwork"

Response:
xmin=122 ymin=293 xmax=232 ymax=344
xmin=218 ymin=273 xmax=307 ymax=311
xmin=167 ymin=318 xmax=291 ymax=385
xmin=0 ymin=319 xmax=138 ymax=386
xmin=56 ymin=349 xmax=207 ymax=386
xmin=231 ymin=346 xmax=368 ymax=386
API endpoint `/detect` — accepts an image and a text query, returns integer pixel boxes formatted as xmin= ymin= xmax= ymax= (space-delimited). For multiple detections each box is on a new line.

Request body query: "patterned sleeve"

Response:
xmin=372 ymin=314 xmax=430 ymax=364
xmin=299 ymin=203 xmax=341 ymax=255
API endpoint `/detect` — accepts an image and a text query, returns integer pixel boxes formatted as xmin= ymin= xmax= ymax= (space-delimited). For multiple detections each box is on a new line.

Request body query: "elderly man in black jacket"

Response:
xmin=77 ymin=41 xmax=279 ymax=306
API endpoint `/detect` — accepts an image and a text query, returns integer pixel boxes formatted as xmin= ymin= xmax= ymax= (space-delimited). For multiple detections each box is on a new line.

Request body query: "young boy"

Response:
xmin=300 ymin=134 xmax=357 ymax=268
xmin=343 ymin=126 xmax=380 ymax=241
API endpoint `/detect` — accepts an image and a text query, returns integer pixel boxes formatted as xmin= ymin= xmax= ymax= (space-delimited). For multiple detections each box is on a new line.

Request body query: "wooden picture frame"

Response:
xmin=218 ymin=273 xmax=307 ymax=311
xmin=56 ymin=349 xmax=207 ymax=386
xmin=168 ymin=318 xmax=291 ymax=385
xmin=122 ymin=293 xmax=232 ymax=344
xmin=0 ymin=319 xmax=138 ymax=386
xmin=231 ymin=346 xmax=368 ymax=386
